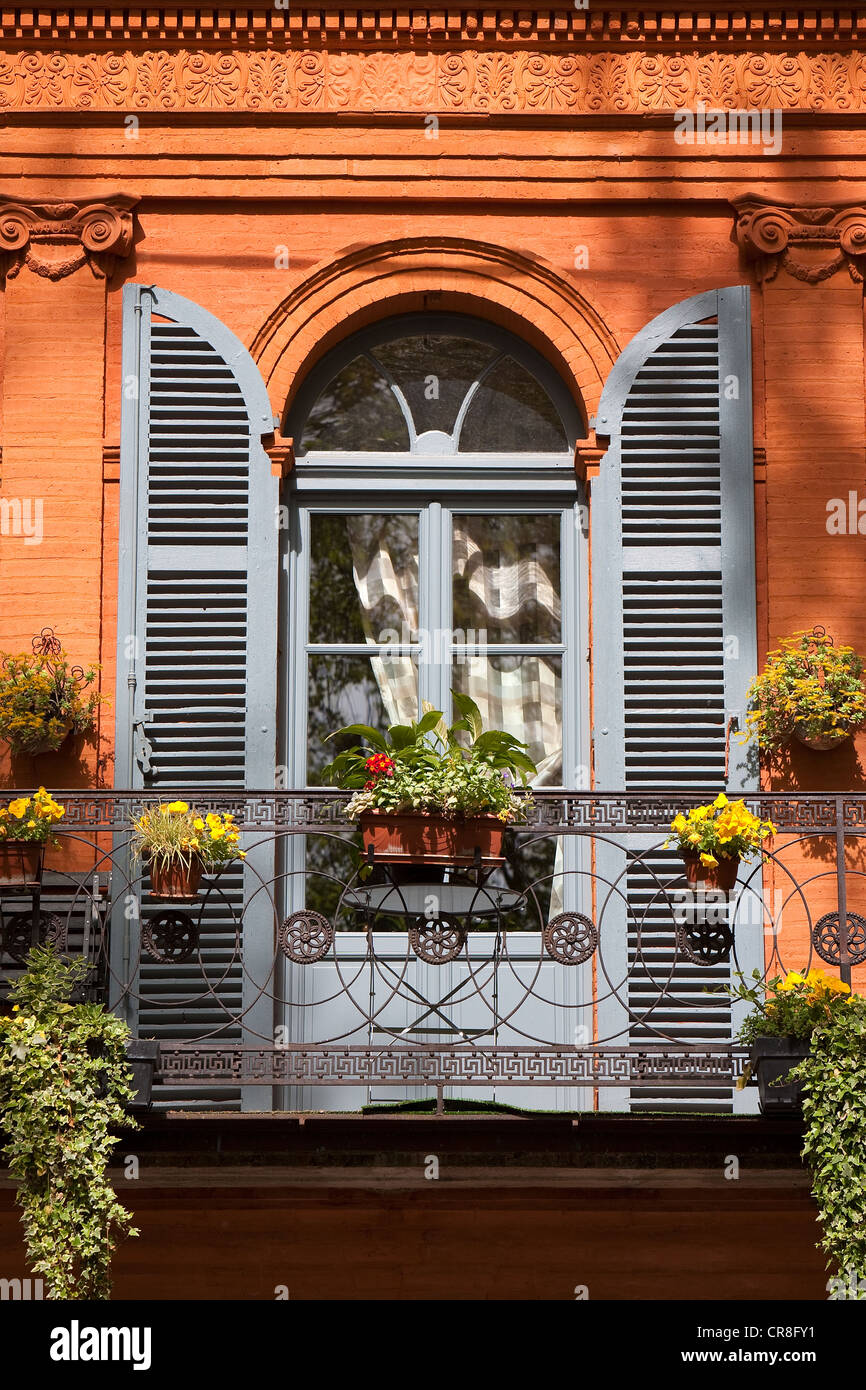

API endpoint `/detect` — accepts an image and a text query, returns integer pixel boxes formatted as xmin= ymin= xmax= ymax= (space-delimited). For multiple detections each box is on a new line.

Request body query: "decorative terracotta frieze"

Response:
xmin=0 ymin=195 xmax=137 ymax=280
xmin=0 ymin=7 xmax=864 ymax=48
xmin=0 ymin=48 xmax=865 ymax=113
xmin=733 ymin=196 xmax=866 ymax=284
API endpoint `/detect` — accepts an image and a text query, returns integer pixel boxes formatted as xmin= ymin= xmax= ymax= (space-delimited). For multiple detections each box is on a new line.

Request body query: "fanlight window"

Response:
xmin=298 ymin=322 xmax=572 ymax=455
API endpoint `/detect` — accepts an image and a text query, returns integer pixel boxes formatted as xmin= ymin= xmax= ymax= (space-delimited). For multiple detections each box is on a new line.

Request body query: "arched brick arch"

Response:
xmin=251 ymin=237 xmax=621 ymax=430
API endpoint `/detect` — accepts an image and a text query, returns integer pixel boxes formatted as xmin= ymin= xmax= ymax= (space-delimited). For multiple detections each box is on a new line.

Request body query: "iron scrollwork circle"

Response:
xmin=279 ymin=909 xmax=334 ymax=963
xmin=142 ymin=911 xmax=199 ymax=964
xmin=408 ymin=915 xmax=465 ymax=964
xmin=813 ymin=910 xmax=866 ymax=967
xmin=675 ymin=920 xmax=734 ymax=967
xmin=0 ymin=911 xmax=66 ymax=963
xmin=543 ymin=912 xmax=598 ymax=965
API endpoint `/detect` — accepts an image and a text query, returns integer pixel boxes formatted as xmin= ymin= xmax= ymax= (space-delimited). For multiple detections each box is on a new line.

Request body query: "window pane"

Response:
xmin=309 ymin=514 xmax=419 ymax=645
xmin=458 ymin=356 xmax=568 ymax=452
xmin=301 ymin=356 xmax=410 ymax=452
xmin=452 ymin=513 xmax=561 ymax=644
xmin=307 ymin=653 xmax=419 ymax=784
xmin=452 ymin=654 xmax=562 ymax=784
xmin=371 ymin=335 xmax=498 ymax=438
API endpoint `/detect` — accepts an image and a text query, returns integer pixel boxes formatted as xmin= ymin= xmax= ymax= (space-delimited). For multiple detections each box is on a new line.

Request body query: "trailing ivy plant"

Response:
xmin=792 ymin=997 xmax=866 ymax=1300
xmin=730 ymin=968 xmax=866 ymax=1299
xmin=0 ymin=947 xmax=138 ymax=1299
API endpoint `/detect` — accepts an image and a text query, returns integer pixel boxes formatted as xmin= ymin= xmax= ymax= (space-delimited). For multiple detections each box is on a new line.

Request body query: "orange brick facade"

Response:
xmin=0 ymin=4 xmax=865 ymax=950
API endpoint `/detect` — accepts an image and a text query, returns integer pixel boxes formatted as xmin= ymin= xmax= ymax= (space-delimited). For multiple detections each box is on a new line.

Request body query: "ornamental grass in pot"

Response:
xmin=665 ymin=793 xmax=776 ymax=893
xmin=131 ymin=801 xmax=245 ymax=900
xmin=0 ymin=788 xmax=65 ymax=885
xmin=322 ymin=692 xmax=536 ymax=873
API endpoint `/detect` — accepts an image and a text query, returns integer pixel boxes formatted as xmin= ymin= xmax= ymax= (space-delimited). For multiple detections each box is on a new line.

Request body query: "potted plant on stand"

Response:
xmin=744 ymin=626 xmax=866 ymax=754
xmin=665 ymin=793 xmax=776 ymax=893
xmin=322 ymin=693 xmax=536 ymax=874
xmin=0 ymin=787 xmax=66 ymax=886
xmin=131 ymin=801 xmax=245 ymax=900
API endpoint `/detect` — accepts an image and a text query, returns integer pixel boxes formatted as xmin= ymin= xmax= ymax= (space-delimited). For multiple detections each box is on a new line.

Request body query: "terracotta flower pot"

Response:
xmin=794 ymin=724 xmax=851 ymax=752
xmin=359 ymin=812 xmax=506 ymax=869
xmin=681 ymin=853 xmax=740 ymax=894
xmin=146 ymin=855 xmax=203 ymax=901
xmin=0 ymin=840 xmax=44 ymax=886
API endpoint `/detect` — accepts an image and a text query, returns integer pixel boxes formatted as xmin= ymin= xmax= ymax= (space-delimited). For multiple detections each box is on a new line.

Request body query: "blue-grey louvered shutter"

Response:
xmin=592 ymin=287 xmax=760 ymax=1113
xmin=115 ymin=284 xmax=278 ymax=1109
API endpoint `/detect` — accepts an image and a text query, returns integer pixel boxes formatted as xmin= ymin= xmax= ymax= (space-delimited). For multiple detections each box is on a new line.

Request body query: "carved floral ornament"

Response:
xmin=0 ymin=196 xmax=138 ymax=280
xmin=733 ymin=197 xmax=866 ymax=284
xmin=0 ymin=48 xmax=865 ymax=113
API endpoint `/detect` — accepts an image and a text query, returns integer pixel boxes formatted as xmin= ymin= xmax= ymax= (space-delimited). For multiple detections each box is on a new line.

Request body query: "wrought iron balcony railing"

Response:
xmin=0 ymin=790 xmax=862 ymax=1113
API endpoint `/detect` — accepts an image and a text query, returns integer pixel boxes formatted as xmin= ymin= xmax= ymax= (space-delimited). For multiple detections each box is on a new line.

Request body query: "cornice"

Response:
xmin=733 ymin=195 xmax=866 ymax=283
xmin=0 ymin=195 xmax=137 ymax=280
xmin=0 ymin=6 xmax=865 ymax=49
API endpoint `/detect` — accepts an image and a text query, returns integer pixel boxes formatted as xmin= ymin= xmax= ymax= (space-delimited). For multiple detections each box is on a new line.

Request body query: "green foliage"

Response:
xmin=743 ymin=628 xmax=866 ymax=753
xmin=0 ymin=650 xmax=103 ymax=754
xmin=794 ymin=995 xmax=866 ymax=1298
xmin=730 ymin=967 xmax=852 ymax=1044
xmin=0 ymin=948 xmax=138 ymax=1299
xmin=321 ymin=691 xmax=537 ymax=822
xmin=730 ymin=967 xmax=866 ymax=1297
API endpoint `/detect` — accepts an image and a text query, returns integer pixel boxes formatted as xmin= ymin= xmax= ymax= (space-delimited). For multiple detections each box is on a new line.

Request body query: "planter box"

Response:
xmin=359 ymin=812 xmax=506 ymax=868
xmin=0 ymin=841 xmax=44 ymax=887
xmin=126 ymin=1039 xmax=160 ymax=1111
xmin=749 ymin=1037 xmax=809 ymax=1115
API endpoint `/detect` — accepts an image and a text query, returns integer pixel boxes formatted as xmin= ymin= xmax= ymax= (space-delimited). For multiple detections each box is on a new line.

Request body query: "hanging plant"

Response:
xmin=743 ymin=627 xmax=866 ymax=755
xmin=730 ymin=969 xmax=866 ymax=1299
xmin=0 ymin=629 xmax=104 ymax=756
xmin=0 ymin=947 xmax=138 ymax=1299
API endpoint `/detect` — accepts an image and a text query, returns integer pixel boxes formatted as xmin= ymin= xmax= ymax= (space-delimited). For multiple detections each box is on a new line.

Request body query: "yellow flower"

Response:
xmin=206 ymin=813 xmax=221 ymax=830
xmin=8 ymin=798 xmax=29 ymax=818
xmin=193 ymin=817 xmax=205 ymax=830
xmin=700 ymin=852 xmax=718 ymax=867
xmin=778 ymin=971 xmax=807 ymax=992
xmin=167 ymin=800 xmax=189 ymax=815
xmin=672 ymin=814 xmax=687 ymax=833
xmin=713 ymin=792 xmax=728 ymax=809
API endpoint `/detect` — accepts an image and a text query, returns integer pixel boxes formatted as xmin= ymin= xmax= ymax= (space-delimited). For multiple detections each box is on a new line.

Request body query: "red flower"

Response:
xmin=365 ymin=753 xmax=395 ymax=778
xmin=364 ymin=780 xmax=376 ymax=791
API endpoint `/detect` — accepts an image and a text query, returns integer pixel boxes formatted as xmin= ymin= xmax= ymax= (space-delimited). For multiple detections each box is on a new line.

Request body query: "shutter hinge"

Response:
xmin=133 ymin=720 xmax=154 ymax=776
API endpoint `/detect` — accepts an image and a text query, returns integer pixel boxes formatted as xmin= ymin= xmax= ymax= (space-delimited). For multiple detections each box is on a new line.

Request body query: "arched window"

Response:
xmin=292 ymin=314 xmax=578 ymax=457
xmin=283 ymin=314 xmax=586 ymax=800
